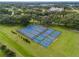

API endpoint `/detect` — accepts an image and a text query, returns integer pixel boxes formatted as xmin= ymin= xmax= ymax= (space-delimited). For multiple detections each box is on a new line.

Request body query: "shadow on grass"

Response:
xmin=0 ymin=22 xmax=31 ymax=27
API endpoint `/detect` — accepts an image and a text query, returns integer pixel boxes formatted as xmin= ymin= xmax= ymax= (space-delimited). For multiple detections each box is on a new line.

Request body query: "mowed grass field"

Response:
xmin=0 ymin=24 xmax=79 ymax=57
xmin=0 ymin=50 xmax=5 ymax=57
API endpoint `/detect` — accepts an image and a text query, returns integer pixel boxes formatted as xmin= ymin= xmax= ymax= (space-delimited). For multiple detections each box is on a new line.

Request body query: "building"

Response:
xmin=48 ymin=7 xmax=64 ymax=12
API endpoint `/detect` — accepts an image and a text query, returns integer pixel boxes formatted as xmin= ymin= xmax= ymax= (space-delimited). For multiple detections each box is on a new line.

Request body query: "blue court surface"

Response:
xmin=18 ymin=24 xmax=61 ymax=47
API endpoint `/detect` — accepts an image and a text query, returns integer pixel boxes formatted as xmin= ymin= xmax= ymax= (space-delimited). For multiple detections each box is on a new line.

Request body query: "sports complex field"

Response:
xmin=0 ymin=24 xmax=79 ymax=56
xmin=18 ymin=25 xmax=61 ymax=47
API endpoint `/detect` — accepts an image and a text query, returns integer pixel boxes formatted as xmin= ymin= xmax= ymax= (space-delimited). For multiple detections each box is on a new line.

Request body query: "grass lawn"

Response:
xmin=0 ymin=25 xmax=33 ymax=57
xmin=0 ymin=24 xmax=79 ymax=56
xmin=0 ymin=50 xmax=5 ymax=57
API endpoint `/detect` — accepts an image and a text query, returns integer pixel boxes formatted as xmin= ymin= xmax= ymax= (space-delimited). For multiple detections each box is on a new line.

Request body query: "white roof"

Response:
xmin=48 ymin=7 xmax=64 ymax=12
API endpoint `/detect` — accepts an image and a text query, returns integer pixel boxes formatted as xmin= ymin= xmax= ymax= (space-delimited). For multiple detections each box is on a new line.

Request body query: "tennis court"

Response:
xmin=18 ymin=25 xmax=61 ymax=47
